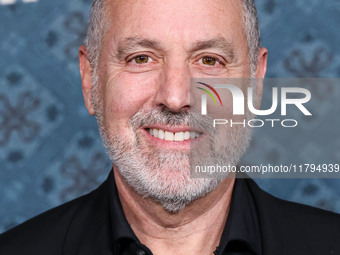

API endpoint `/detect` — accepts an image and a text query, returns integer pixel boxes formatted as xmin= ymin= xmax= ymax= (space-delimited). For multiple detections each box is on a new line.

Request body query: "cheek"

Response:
xmin=102 ymin=73 xmax=159 ymax=132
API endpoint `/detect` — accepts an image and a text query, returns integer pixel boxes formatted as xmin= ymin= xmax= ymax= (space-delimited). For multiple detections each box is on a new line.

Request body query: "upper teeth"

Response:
xmin=147 ymin=129 xmax=200 ymax=141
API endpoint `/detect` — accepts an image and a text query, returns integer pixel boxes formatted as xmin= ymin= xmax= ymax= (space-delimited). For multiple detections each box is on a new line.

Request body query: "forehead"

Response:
xmin=105 ymin=0 xmax=246 ymax=49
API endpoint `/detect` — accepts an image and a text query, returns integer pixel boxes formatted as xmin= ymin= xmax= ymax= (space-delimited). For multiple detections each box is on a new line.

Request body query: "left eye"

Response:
xmin=132 ymin=55 xmax=150 ymax=64
xmin=200 ymin=56 xmax=217 ymax=66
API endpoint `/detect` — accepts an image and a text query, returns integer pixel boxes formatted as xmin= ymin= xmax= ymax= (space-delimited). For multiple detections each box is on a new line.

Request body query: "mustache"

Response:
xmin=130 ymin=106 xmax=215 ymax=134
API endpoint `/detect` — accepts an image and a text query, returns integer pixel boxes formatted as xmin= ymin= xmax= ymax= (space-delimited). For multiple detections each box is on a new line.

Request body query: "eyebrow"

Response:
xmin=189 ymin=37 xmax=237 ymax=62
xmin=117 ymin=36 xmax=162 ymax=59
xmin=116 ymin=36 xmax=236 ymax=62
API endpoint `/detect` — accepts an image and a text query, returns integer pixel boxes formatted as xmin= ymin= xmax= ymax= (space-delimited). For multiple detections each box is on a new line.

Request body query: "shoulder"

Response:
xmin=245 ymin=178 xmax=340 ymax=254
xmin=0 ymin=179 xmax=109 ymax=255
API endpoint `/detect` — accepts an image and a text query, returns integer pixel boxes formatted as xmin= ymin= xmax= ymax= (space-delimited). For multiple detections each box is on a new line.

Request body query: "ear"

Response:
xmin=255 ymin=47 xmax=268 ymax=79
xmin=254 ymin=47 xmax=268 ymax=109
xmin=79 ymin=45 xmax=95 ymax=116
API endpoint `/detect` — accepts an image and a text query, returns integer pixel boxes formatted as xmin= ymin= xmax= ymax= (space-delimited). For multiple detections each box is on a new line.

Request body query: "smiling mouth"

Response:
xmin=145 ymin=128 xmax=202 ymax=142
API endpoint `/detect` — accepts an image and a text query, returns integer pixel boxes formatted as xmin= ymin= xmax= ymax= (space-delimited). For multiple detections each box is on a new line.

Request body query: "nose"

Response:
xmin=154 ymin=60 xmax=191 ymax=112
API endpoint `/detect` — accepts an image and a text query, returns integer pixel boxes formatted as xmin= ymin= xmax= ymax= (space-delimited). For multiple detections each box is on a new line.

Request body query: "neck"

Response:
xmin=113 ymin=166 xmax=235 ymax=255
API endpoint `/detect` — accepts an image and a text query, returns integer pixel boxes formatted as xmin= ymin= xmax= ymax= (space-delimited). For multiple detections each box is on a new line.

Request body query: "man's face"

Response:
xmin=81 ymin=0 xmax=263 ymax=212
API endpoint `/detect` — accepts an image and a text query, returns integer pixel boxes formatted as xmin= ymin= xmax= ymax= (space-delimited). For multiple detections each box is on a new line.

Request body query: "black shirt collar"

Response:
xmin=108 ymin=170 xmax=262 ymax=255
xmin=217 ymin=177 xmax=262 ymax=255
xmin=108 ymin=170 xmax=139 ymax=251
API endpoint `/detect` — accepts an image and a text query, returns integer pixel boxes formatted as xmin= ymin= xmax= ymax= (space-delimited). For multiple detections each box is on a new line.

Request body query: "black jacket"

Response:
xmin=0 ymin=174 xmax=340 ymax=255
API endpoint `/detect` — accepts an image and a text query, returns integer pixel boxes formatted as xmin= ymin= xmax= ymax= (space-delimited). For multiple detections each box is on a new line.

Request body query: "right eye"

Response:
xmin=200 ymin=56 xmax=218 ymax=66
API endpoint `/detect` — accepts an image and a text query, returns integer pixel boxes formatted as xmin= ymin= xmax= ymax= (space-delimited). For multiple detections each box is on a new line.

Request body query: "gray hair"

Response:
xmin=84 ymin=0 xmax=261 ymax=75
xmin=241 ymin=0 xmax=262 ymax=73
xmin=84 ymin=0 xmax=110 ymax=76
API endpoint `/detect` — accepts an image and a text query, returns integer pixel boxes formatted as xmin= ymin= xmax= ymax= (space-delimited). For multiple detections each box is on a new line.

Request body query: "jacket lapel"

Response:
xmin=62 ymin=178 xmax=114 ymax=255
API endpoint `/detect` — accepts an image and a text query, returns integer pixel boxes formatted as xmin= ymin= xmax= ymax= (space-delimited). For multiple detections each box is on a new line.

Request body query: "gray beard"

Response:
xmin=95 ymin=104 xmax=253 ymax=213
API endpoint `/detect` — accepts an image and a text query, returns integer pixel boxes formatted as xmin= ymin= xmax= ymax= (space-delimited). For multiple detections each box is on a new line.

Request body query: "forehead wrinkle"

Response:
xmin=188 ymin=37 xmax=237 ymax=62
xmin=117 ymin=36 xmax=163 ymax=59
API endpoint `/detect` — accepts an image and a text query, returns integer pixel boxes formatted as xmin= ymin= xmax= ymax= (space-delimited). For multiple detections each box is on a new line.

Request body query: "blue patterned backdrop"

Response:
xmin=0 ymin=0 xmax=340 ymax=233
